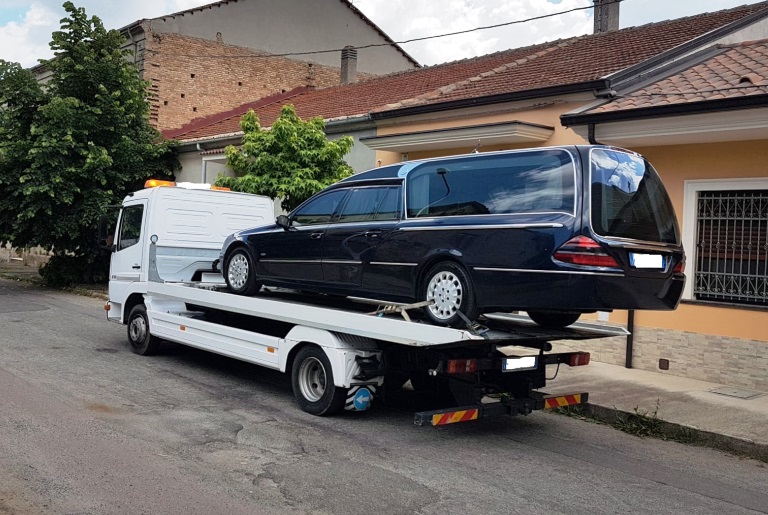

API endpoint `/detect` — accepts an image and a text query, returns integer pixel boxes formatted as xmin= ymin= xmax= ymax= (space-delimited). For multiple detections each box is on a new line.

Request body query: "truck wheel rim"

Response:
xmin=298 ymin=357 xmax=326 ymax=402
xmin=426 ymin=271 xmax=463 ymax=320
xmin=129 ymin=316 xmax=147 ymax=342
xmin=228 ymin=254 xmax=249 ymax=289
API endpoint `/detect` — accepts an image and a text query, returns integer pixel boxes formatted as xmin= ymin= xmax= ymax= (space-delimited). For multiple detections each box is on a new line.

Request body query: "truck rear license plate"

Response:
xmin=502 ymin=356 xmax=537 ymax=372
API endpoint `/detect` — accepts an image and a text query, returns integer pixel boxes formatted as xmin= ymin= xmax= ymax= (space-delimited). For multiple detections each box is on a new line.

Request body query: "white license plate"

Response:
xmin=630 ymin=253 xmax=664 ymax=269
xmin=502 ymin=356 xmax=538 ymax=372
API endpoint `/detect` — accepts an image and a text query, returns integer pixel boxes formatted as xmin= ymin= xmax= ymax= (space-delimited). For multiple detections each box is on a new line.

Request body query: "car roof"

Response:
xmin=331 ymin=145 xmax=635 ymax=190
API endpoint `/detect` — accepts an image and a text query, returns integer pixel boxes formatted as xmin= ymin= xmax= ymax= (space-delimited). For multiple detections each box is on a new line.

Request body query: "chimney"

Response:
xmin=341 ymin=45 xmax=358 ymax=85
xmin=593 ymin=0 xmax=620 ymax=34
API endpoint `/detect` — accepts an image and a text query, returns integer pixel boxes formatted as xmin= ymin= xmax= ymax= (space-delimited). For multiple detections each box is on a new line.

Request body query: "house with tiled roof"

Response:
xmin=557 ymin=38 xmax=768 ymax=389
xmin=168 ymin=1 xmax=768 ymax=390
xmin=32 ymin=0 xmax=418 ymax=132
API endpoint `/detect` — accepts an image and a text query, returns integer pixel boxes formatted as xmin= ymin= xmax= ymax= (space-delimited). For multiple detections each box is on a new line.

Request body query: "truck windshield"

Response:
xmin=590 ymin=148 xmax=679 ymax=244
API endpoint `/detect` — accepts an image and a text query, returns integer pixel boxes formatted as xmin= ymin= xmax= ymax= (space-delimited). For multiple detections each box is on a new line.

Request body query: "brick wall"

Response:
xmin=552 ymin=326 xmax=768 ymax=392
xmin=143 ymin=32 xmax=373 ymax=132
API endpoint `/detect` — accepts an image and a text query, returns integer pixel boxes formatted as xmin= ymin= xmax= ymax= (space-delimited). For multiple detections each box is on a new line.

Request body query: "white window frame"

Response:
xmin=682 ymin=178 xmax=768 ymax=301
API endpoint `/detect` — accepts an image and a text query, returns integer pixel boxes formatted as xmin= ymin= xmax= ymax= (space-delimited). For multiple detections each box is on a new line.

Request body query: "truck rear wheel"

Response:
xmin=127 ymin=305 xmax=161 ymax=355
xmin=292 ymin=346 xmax=346 ymax=416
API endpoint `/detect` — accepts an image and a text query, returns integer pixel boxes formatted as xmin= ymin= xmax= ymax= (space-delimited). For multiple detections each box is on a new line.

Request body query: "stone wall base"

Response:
xmin=552 ymin=326 xmax=768 ymax=392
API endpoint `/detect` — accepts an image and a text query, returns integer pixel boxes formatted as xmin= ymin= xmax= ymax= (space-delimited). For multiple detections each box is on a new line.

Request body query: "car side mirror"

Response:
xmin=276 ymin=214 xmax=291 ymax=230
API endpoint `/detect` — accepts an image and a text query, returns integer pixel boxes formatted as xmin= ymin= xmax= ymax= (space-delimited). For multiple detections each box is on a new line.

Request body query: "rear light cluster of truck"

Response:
xmin=553 ymin=236 xmax=621 ymax=268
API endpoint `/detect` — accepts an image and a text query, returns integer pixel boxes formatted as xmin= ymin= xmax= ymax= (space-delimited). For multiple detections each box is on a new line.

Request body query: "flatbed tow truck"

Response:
xmin=103 ymin=182 xmax=627 ymax=426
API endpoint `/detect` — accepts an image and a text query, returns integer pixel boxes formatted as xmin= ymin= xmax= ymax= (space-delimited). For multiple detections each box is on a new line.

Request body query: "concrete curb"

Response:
xmin=582 ymin=403 xmax=768 ymax=463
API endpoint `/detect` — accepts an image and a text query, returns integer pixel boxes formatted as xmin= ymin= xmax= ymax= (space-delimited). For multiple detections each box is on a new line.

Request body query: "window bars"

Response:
xmin=694 ymin=190 xmax=768 ymax=306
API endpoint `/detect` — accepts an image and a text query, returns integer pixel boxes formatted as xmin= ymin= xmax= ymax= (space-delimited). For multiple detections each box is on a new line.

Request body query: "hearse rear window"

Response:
xmin=590 ymin=148 xmax=679 ymax=244
xmin=406 ymin=150 xmax=575 ymax=218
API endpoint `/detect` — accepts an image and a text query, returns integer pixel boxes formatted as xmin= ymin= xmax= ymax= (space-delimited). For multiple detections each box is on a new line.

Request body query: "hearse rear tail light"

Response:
xmin=553 ymin=236 xmax=621 ymax=268
xmin=673 ymin=260 xmax=685 ymax=273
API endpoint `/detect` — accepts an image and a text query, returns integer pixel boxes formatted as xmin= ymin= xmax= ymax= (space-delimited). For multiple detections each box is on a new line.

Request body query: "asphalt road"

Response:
xmin=1 ymin=278 xmax=767 ymax=515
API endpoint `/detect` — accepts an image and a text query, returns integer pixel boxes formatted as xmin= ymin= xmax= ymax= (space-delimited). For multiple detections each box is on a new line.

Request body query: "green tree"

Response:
xmin=0 ymin=2 xmax=178 ymax=285
xmin=217 ymin=105 xmax=353 ymax=212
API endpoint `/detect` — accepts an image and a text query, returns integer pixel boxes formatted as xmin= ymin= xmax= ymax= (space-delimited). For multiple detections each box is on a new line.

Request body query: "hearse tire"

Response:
xmin=292 ymin=346 xmax=347 ymax=416
xmin=127 ymin=305 xmax=161 ymax=356
xmin=527 ymin=311 xmax=581 ymax=328
xmin=225 ymin=247 xmax=262 ymax=296
xmin=422 ymin=262 xmax=479 ymax=327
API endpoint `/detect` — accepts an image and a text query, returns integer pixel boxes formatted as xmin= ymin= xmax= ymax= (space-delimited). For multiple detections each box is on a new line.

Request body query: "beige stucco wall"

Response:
xmin=373 ymin=97 xmax=591 ymax=165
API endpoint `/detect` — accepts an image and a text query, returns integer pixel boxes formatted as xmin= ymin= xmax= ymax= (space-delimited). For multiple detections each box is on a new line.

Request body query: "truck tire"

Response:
xmin=225 ymin=247 xmax=262 ymax=296
xmin=127 ymin=305 xmax=161 ymax=356
xmin=422 ymin=261 xmax=479 ymax=327
xmin=527 ymin=311 xmax=581 ymax=328
xmin=292 ymin=346 xmax=347 ymax=416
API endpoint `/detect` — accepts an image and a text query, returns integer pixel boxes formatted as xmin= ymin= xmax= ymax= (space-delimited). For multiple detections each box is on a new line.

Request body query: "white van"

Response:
xmin=103 ymin=181 xmax=274 ymax=324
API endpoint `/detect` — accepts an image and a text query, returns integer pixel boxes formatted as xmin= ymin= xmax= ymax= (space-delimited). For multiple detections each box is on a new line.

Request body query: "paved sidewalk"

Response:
xmin=546 ymin=361 xmax=768 ymax=461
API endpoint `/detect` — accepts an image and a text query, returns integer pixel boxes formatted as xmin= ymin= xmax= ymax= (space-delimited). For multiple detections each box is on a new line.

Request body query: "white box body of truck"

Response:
xmin=107 ymin=184 xmax=273 ymax=323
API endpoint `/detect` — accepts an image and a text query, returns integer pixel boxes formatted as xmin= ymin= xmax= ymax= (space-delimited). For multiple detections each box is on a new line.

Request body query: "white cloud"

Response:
xmin=0 ymin=2 xmax=57 ymax=67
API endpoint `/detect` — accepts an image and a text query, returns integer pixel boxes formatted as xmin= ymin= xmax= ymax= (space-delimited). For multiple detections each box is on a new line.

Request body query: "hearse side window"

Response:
xmin=590 ymin=149 xmax=678 ymax=244
xmin=337 ymin=187 xmax=400 ymax=223
xmin=117 ymin=204 xmax=144 ymax=251
xmin=406 ymin=150 xmax=575 ymax=218
xmin=291 ymin=190 xmax=347 ymax=226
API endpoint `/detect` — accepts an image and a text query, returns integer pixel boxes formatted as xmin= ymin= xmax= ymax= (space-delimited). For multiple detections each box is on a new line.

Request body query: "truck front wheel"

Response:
xmin=127 ymin=305 xmax=161 ymax=356
xmin=292 ymin=346 xmax=346 ymax=416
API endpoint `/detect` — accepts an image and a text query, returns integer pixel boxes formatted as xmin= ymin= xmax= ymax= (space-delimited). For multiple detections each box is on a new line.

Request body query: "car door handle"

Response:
xmin=310 ymin=232 xmax=324 ymax=240
xmin=132 ymin=265 xmax=141 ymax=269
xmin=364 ymin=230 xmax=381 ymax=239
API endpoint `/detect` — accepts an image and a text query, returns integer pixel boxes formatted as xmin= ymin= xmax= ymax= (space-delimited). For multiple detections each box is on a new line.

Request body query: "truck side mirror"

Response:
xmin=276 ymin=214 xmax=291 ymax=230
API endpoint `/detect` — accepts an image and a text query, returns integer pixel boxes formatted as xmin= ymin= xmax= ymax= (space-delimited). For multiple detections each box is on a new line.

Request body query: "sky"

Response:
xmin=0 ymin=0 xmax=765 ymax=68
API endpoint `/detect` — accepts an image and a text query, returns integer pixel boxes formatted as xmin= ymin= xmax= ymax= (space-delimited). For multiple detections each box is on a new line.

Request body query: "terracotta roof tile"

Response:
xmin=167 ymin=1 xmax=768 ymax=141
xmin=590 ymin=39 xmax=768 ymax=114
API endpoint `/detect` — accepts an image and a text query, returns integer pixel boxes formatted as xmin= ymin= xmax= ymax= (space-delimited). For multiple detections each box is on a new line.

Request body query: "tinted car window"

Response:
xmin=372 ymin=187 xmax=401 ymax=221
xmin=590 ymin=148 xmax=679 ymax=243
xmin=406 ymin=150 xmax=575 ymax=218
xmin=338 ymin=187 xmax=399 ymax=223
xmin=118 ymin=204 xmax=144 ymax=251
xmin=292 ymin=190 xmax=347 ymax=226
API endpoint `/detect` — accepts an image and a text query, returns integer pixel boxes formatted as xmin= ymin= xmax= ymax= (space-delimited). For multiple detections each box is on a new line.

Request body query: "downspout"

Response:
xmin=197 ymin=143 xmax=207 ymax=183
xmin=587 ymin=123 xmax=636 ymax=367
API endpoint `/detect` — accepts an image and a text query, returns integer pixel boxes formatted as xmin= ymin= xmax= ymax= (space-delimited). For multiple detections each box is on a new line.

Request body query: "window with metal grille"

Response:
xmin=694 ymin=190 xmax=768 ymax=306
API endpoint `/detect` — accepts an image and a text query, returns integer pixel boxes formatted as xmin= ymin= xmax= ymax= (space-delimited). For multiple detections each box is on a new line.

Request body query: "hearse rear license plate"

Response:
xmin=630 ymin=253 xmax=664 ymax=269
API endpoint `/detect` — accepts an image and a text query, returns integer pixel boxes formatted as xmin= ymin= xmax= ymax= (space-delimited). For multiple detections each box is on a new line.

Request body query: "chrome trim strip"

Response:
xmin=260 ymin=259 xmax=319 ymax=264
xmin=473 ymin=267 xmax=624 ymax=277
xmin=370 ymin=261 xmax=419 ymax=267
xmin=399 ymin=223 xmax=564 ymax=231
xmin=323 ymin=260 xmax=362 ymax=265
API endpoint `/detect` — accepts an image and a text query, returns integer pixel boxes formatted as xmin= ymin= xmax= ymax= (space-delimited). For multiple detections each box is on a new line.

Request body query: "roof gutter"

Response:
xmin=562 ymin=94 xmax=768 ymax=127
xmin=370 ymin=80 xmax=609 ymax=120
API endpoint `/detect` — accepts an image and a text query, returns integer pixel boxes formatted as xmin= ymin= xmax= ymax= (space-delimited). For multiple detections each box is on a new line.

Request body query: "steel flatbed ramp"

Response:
xmin=145 ymin=283 xmax=628 ymax=348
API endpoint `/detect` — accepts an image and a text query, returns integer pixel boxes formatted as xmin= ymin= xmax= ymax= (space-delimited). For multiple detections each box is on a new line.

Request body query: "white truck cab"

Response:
xmin=105 ymin=180 xmax=273 ymax=323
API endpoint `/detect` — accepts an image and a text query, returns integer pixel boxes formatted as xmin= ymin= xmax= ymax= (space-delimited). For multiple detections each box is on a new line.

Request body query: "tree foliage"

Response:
xmin=217 ymin=105 xmax=353 ymax=212
xmin=0 ymin=2 xmax=178 ymax=285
